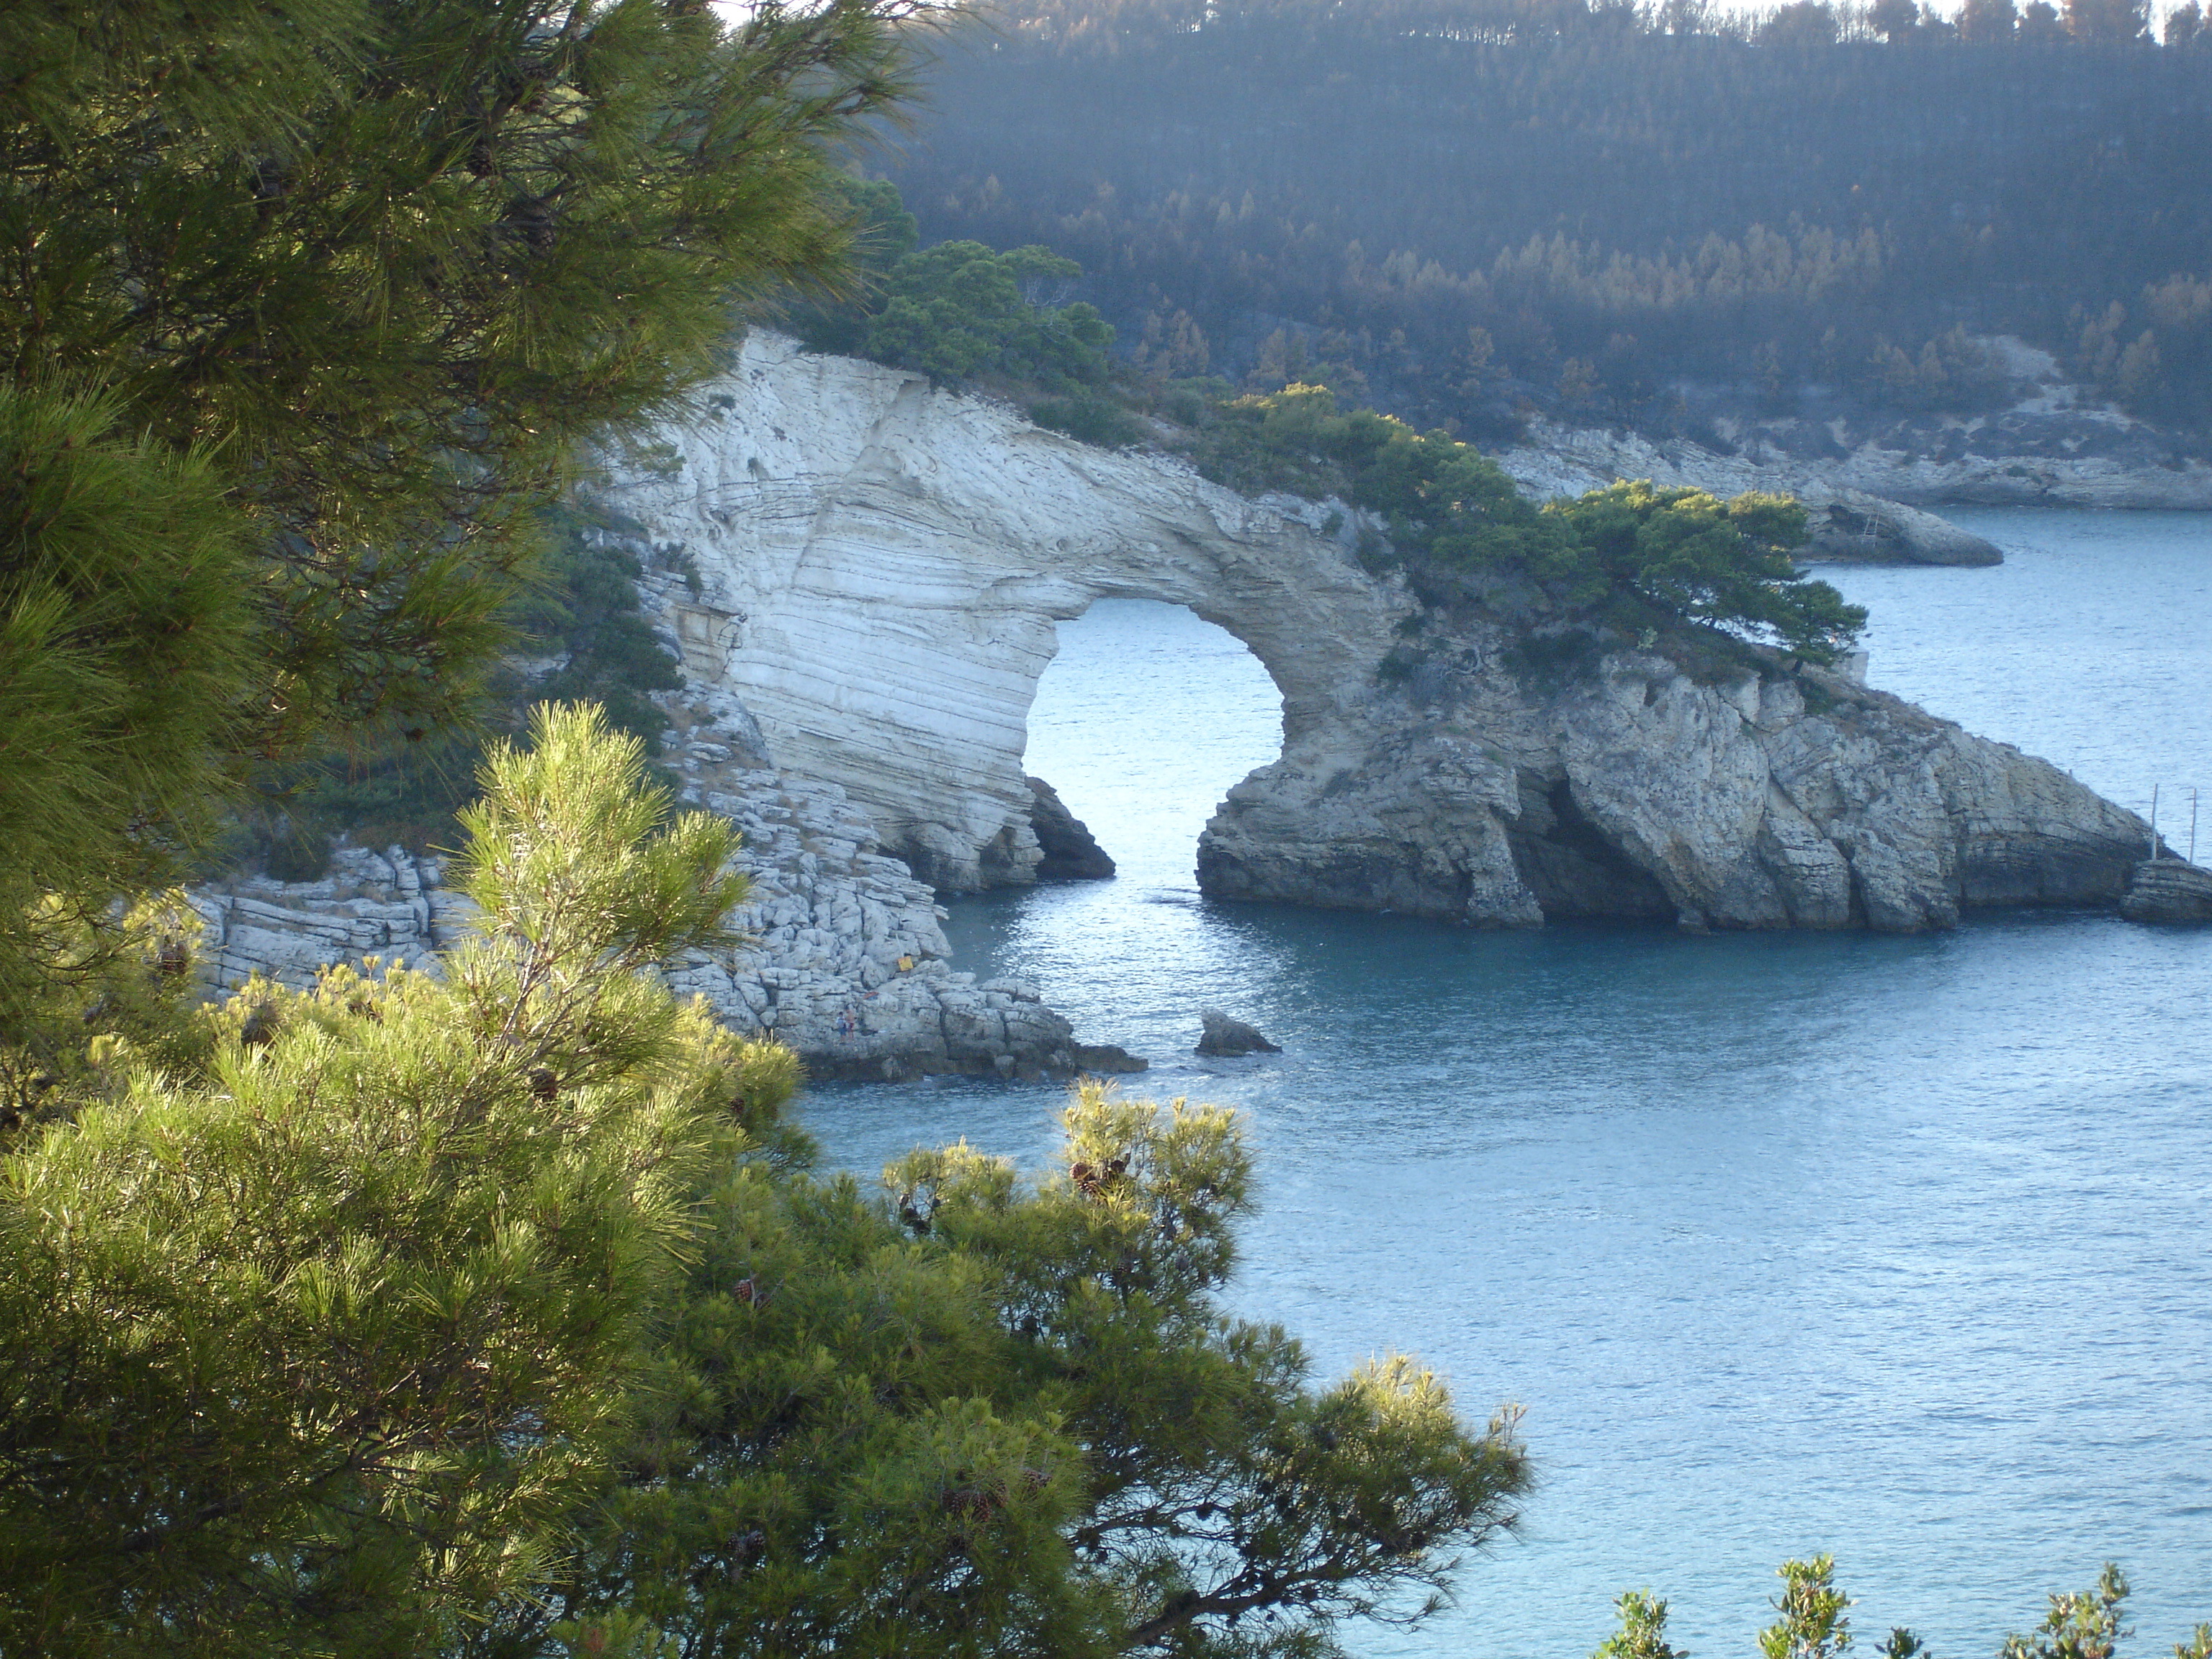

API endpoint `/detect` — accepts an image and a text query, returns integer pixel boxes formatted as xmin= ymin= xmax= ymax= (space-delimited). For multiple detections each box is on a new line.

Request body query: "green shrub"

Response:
xmin=1030 ymin=393 xmax=1148 ymax=448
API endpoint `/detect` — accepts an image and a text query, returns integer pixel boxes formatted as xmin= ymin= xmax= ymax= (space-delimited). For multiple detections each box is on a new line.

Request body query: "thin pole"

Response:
xmin=2192 ymin=788 xmax=2200 ymax=866
xmin=2150 ymin=783 xmax=2160 ymax=860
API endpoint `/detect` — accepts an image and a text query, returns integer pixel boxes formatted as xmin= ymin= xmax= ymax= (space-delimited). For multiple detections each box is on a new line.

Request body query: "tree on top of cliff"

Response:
xmin=0 ymin=0 xmax=920 ymax=1025
xmin=1543 ymin=481 xmax=1867 ymax=661
xmin=1183 ymin=385 xmax=1866 ymax=662
xmin=788 ymin=183 xmax=1119 ymax=392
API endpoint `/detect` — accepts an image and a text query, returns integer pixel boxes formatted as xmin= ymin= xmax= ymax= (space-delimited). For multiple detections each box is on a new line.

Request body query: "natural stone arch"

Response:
xmin=606 ymin=332 xmax=2151 ymax=932
xmin=610 ymin=331 xmax=1406 ymax=891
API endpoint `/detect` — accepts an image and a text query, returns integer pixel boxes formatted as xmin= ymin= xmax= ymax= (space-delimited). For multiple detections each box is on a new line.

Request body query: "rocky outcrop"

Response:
xmin=191 ymin=755 xmax=1088 ymax=1084
xmin=190 ymin=846 xmax=460 ymax=994
xmin=1027 ymin=775 xmax=1115 ymax=880
xmin=2120 ymin=859 xmax=2212 ymax=924
xmin=599 ymin=331 xmax=1377 ymax=894
xmin=1503 ymin=354 xmax=2212 ymax=523
xmin=587 ymin=331 xmax=2150 ymax=935
xmin=1070 ymin=1042 xmax=1149 ymax=1074
xmin=1497 ymin=423 xmax=2003 ymax=565
xmin=1195 ymin=1009 xmax=1281 ymax=1056
xmin=1197 ymin=645 xmax=2149 ymax=932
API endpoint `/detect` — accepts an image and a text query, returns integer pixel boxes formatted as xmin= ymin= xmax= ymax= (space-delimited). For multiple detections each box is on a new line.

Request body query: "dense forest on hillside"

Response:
xmin=874 ymin=0 xmax=2212 ymax=439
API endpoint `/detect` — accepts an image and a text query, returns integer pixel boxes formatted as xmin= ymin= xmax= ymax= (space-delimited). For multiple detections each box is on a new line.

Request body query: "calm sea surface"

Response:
xmin=808 ymin=507 xmax=2212 ymax=1659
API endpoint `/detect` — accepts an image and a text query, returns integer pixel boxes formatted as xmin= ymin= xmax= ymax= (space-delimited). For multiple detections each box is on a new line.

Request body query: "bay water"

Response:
xmin=809 ymin=507 xmax=2212 ymax=1659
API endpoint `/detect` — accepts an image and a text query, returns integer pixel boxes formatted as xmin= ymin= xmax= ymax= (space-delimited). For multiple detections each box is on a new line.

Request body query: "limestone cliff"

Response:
xmin=1197 ymin=645 xmax=2149 ymax=932
xmin=602 ymin=331 xmax=1399 ymax=893
xmin=192 ymin=750 xmax=1082 ymax=1082
xmin=598 ymin=332 xmax=2152 ymax=933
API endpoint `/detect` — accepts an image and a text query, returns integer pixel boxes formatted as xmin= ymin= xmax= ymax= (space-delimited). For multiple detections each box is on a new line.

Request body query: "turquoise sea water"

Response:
xmin=808 ymin=508 xmax=2212 ymax=1659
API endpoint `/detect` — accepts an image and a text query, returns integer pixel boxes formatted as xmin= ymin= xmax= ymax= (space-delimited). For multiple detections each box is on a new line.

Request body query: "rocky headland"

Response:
xmin=595 ymin=331 xmax=2159 ymax=933
xmin=195 ymin=330 xmax=2200 ymax=1080
xmin=1501 ymin=343 xmax=2212 ymax=546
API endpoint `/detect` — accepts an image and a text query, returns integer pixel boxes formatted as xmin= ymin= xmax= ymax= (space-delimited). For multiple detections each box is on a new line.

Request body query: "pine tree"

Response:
xmin=516 ymin=1083 xmax=1530 ymax=1659
xmin=0 ymin=705 xmax=783 ymax=1655
xmin=0 ymin=0 xmax=919 ymax=1020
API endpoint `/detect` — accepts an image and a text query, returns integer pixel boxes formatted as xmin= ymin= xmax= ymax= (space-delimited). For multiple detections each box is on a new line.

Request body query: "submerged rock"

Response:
xmin=1028 ymin=775 xmax=1116 ymax=880
xmin=1070 ymin=1042 xmax=1148 ymax=1074
xmin=1196 ymin=1008 xmax=1281 ymax=1057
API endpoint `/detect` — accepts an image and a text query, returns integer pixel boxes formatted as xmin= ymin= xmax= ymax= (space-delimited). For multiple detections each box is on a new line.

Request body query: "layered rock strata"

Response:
xmin=2120 ymin=858 xmax=2212 ymax=925
xmin=598 ymin=332 xmax=2152 ymax=934
xmin=600 ymin=331 xmax=1385 ymax=893
xmin=1197 ymin=647 xmax=2152 ymax=932
xmin=190 ymin=763 xmax=1086 ymax=1083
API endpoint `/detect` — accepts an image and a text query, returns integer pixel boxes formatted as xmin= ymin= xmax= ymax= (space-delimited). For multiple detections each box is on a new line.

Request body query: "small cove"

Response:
xmin=810 ymin=508 xmax=2212 ymax=1659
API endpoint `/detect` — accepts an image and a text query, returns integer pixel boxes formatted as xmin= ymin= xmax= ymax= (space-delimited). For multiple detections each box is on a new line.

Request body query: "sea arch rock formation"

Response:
xmin=606 ymin=331 xmax=1399 ymax=893
xmin=601 ymin=333 xmax=2153 ymax=932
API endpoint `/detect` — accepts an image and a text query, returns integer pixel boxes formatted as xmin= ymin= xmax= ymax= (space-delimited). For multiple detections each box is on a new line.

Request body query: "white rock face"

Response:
xmin=1197 ymin=642 xmax=2153 ymax=932
xmin=600 ymin=333 xmax=2152 ymax=933
xmin=601 ymin=331 xmax=1402 ymax=891
xmin=191 ymin=764 xmax=1081 ymax=1082
xmin=190 ymin=846 xmax=462 ymax=993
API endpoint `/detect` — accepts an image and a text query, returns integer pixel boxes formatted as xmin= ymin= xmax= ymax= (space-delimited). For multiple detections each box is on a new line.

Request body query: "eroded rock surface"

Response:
xmin=2120 ymin=858 xmax=2212 ymax=924
xmin=588 ymin=333 xmax=2152 ymax=935
xmin=191 ymin=763 xmax=1086 ymax=1083
xmin=599 ymin=331 xmax=1386 ymax=893
xmin=1197 ymin=642 xmax=2149 ymax=931
xmin=1028 ymin=775 xmax=1115 ymax=880
xmin=1195 ymin=1009 xmax=1281 ymax=1056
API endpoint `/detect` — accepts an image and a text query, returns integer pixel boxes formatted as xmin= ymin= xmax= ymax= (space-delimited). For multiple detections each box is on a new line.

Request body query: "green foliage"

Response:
xmin=859 ymin=241 xmax=1117 ymax=388
xmin=0 ymin=705 xmax=778 ymax=1655
xmin=1184 ymin=386 xmax=1865 ymax=662
xmin=516 ymin=1083 xmax=1531 ymax=1659
xmin=261 ymin=494 xmax=690 ymax=865
xmin=0 ymin=0 xmax=916 ymax=1016
xmin=1600 ymin=1557 xmax=2212 ymax=1659
xmin=510 ymin=499 xmax=688 ymax=751
xmin=781 ymin=175 xmax=924 ymax=358
xmin=1593 ymin=1590 xmax=1688 ymax=1659
xmin=1760 ymin=1555 xmax=1855 ymax=1659
xmin=1031 ymin=393 xmax=1152 ymax=448
xmin=1543 ymin=482 xmax=1866 ymax=661
xmin=0 ymin=382 xmax=256 ymax=1006
xmin=2001 ymin=1564 xmax=2134 ymax=1659
xmin=895 ymin=0 xmax=2212 ymax=430
xmin=790 ymin=185 xmax=1118 ymax=391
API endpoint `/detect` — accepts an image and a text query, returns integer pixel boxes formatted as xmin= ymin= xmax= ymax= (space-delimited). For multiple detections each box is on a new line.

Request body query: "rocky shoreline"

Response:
xmin=189 ymin=741 xmax=1112 ymax=1085
xmin=190 ymin=336 xmax=2209 ymax=1083
xmin=1499 ymin=361 xmax=2212 ymax=562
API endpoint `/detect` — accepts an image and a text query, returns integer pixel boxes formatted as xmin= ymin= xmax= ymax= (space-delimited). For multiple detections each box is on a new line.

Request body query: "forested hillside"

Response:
xmin=878 ymin=0 xmax=2212 ymax=438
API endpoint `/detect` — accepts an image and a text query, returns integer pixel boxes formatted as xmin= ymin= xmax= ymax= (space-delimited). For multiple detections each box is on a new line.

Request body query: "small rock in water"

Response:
xmin=1195 ymin=1007 xmax=1280 ymax=1057
xmin=1070 ymin=1042 xmax=1148 ymax=1074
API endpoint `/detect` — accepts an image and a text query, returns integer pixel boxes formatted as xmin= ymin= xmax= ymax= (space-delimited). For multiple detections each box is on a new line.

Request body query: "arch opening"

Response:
xmin=1020 ymin=597 xmax=1285 ymax=894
